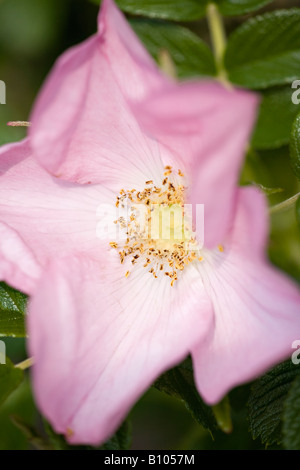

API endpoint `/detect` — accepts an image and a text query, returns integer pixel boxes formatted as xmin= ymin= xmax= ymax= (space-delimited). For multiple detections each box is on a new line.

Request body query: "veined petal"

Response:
xmin=192 ymin=187 xmax=300 ymax=404
xmin=28 ymin=255 xmax=213 ymax=445
xmin=0 ymin=139 xmax=117 ymax=291
xmin=29 ymin=1 xmax=168 ymax=188
xmin=131 ymin=82 xmax=259 ymax=248
xmin=224 ymin=186 xmax=268 ymax=257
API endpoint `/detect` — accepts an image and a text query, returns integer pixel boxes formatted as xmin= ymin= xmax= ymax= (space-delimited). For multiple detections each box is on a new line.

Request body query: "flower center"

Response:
xmin=110 ymin=166 xmax=203 ymax=285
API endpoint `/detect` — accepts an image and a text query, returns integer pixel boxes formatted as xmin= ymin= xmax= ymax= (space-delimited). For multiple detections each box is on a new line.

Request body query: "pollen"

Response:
xmin=110 ymin=167 xmax=204 ymax=285
xmin=218 ymin=244 xmax=224 ymax=252
xmin=66 ymin=428 xmax=74 ymax=438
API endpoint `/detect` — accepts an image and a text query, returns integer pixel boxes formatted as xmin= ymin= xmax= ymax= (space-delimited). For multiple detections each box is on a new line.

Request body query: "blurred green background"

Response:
xmin=0 ymin=0 xmax=300 ymax=450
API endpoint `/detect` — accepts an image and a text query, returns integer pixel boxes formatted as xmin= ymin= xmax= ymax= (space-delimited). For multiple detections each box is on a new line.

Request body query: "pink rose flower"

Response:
xmin=0 ymin=0 xmax=299 ymax=445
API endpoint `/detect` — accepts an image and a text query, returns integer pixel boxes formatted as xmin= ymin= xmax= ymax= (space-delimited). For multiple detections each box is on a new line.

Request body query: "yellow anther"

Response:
xmin=66 ymin=428 xmax=74 ymax=438
xmin=111 ymin=169 xmax=202 ymax=285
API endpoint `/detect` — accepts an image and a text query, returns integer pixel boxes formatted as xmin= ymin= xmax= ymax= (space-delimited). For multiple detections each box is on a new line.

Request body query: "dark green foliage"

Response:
xmin=248 ymin=361 xmax=300 ymax=445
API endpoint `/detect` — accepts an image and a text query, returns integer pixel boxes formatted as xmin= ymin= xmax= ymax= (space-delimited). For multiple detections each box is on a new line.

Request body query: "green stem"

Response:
xmin=15 ymin=357 xmax=34 ymax=370
xmin=158 ymin=49 xmax=177 ymax=79
xmin=269 ymin=192 xmax=300 ymax=215
xmin=206 ymin=2 xmax=228 ymax=81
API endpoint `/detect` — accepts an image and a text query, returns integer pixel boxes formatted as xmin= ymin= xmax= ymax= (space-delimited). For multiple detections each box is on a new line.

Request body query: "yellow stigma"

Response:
xmin=110 ymin=167 xmax=209 ymax=285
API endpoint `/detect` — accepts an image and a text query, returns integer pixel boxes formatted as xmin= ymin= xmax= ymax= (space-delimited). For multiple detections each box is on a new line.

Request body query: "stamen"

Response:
xmin=66 ymin=428 xmax=74 ymax=438
xmin=7 ymin=121 xmax=31 ymax=127
xmin=110 ymin=167 xmax=205 ymax=285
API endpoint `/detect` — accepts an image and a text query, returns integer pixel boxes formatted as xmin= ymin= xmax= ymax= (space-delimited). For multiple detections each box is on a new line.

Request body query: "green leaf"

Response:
xmin=100 ymin=420 xmax=132 ymax=450
xmin=131 ymin=20 xmax=216 ymax=79
xmin=283 ymin=374 xmax=300 ymax=450
xmin=92 ymin=0 xmax=273 ymax=20
xmin=248 ymin=360 xmax=300 ymax=445
xmin=225 ymin=9 xmax=300 ymax=89
xmin=11 ymin=415 xmax=53 ymax=450
xmin=0 ymin=282 xmax=27 ymax=337
xmin=252 ymin=87 xmax=300 ymax=150
xmin=0 ymin=377 xmax=36 ymax=450
xmin=154 ymin=357 xmax=217 ymax=433
xmin=91 ymin=0 xmax=208 ymax=21
xmin=0 ymin=358 xmax=24 ymax=408
xmin=290 ymin=114 xmax=300 ymax=180
xmin=296 ymin=196 xmax=300 ymax=225
xmin=217 ymin=0 xmax=274 ymax=16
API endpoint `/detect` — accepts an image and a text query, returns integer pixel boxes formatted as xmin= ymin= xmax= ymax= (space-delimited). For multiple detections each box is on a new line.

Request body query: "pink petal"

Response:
xmin=0 ymin=139 xmax=116 ymax=285
xmin=192 ymin=187 xmax=300 ymax=404
xmin=0 ymin=222 xmax=41 ymax=295
xmin=225 ymin=185 xmax=269 ymax=257
xmin=98 ymin=0 xmax=164 ymax=99
xmin=131 ymin=82 xmax=259 ymax=248
xmin=28 ymin=255 xmax=213 ymax=445
xmin=29 ymin=1 xmax=167 ymax=188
